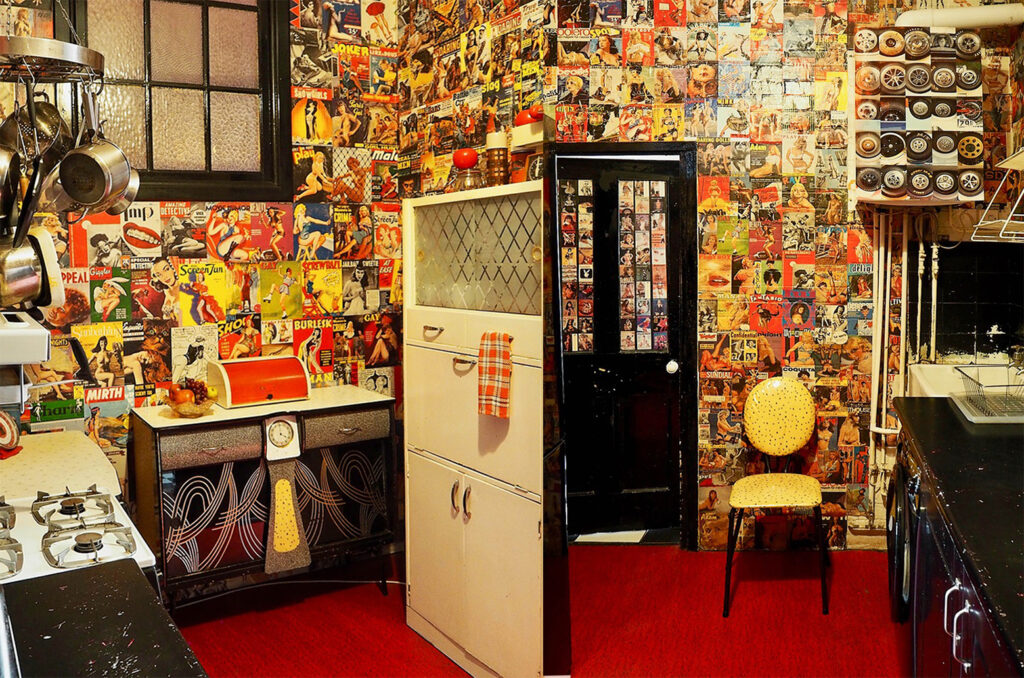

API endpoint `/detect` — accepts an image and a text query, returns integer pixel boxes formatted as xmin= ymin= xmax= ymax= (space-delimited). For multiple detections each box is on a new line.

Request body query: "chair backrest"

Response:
xmin=743 ymin=377 xmax=816 ymax=457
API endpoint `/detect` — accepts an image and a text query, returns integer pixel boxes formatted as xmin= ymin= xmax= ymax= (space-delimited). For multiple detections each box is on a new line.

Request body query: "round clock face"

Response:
xmin=268 ymin=420 xmax=294 ymax=447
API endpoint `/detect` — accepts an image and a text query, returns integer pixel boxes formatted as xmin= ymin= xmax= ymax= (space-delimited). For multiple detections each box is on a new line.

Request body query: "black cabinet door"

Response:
xmin=554 ymin=145 xmax=696 ymax=537
xmin=914 ymin=510 xmax=957 ymax=678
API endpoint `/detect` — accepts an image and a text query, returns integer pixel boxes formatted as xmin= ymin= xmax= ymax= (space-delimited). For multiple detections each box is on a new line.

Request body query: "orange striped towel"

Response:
xmin=478 ymin=332 xmax=512 ymax=418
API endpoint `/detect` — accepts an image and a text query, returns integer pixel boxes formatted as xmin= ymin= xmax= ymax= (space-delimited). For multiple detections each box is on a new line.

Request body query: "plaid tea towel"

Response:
xmin=478 ymin=332 xmax=513 ymax=419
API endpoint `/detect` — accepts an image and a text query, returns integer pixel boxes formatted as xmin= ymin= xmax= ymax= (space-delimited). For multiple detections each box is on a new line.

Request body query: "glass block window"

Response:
xmin=76 ymin=0 xmax=289 ymax=201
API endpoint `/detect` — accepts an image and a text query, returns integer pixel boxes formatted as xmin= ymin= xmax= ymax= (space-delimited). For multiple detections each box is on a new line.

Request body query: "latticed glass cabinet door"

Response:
xmin=412 ymin=184 xmax=543 ymax=315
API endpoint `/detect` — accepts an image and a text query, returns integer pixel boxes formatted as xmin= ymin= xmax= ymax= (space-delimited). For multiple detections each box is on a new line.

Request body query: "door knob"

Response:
xmin=665 ymin=360 xmax=679 ymax=374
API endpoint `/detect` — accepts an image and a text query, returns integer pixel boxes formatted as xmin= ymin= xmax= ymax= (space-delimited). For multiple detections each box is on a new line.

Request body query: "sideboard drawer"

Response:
xmin=160 ymin=424 xmax=264 ymax=470
xmin=303 ymin=408 xmax=390 ymax=449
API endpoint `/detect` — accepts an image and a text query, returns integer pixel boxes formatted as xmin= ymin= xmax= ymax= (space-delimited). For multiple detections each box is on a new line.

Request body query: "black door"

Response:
xmin=553 ymin=144 xmax=696 ymax=539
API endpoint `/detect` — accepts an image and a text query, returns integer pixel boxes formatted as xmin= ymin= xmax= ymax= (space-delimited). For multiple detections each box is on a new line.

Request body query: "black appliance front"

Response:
xmin=552 ymin=143 xmax=697 ymax=543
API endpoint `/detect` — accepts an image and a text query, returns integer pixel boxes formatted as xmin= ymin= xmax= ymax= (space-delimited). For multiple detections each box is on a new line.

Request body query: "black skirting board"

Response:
xmin=2 ymin=559 xmax=205 ymax=677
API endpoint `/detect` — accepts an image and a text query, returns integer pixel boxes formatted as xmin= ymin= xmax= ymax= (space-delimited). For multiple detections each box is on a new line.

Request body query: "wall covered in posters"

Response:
xmin=396 ymin=0 xmax=1022 ymax=549
xmin=20 ymin=0 xmax=404 ymax=495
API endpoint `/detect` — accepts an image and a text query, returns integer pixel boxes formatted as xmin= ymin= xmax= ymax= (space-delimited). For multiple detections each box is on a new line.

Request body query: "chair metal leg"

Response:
xmin=723 ymin=507 xmax=742 ymax=617
xmin=814 ymin=505 xmax=829 ymax=614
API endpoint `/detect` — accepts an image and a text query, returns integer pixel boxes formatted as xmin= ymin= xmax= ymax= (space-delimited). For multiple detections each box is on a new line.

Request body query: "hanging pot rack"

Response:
xmin=0 ymin=36 xmax=102 ymax=83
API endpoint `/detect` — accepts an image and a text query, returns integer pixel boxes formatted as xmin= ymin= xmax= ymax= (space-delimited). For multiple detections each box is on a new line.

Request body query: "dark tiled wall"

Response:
xmin=908 ymin=241 xmax=1024 ymax=360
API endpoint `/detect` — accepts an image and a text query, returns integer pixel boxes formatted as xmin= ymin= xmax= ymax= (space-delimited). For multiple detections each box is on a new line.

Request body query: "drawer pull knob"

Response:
xmin=338 ymin=426 xmax=362 ymax=435
xmin=450 ymin=480 xmax=460 ymax=513
xmin=200 ymin=446 xmax=226 ymax=455
xmin=423 ymin=325 xmax=445 ymax=335
xmin=452 ymin=357 xmax=478 ymax=368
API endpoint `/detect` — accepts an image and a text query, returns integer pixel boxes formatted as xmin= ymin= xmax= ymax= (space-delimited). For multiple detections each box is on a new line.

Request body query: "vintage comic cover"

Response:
xmin=161 ymin=202 xmax=208 ymax=259
xmin=372 ymin=203 xmax=401 ymax=259
xmin=378 ymin=258 xmax=401 ymax=308
xmin=321 ymin=0 xmax=361 ymax=41
xmin=361 ymin=312 xmax=402 ymax=367
xmin=365 ymin=101 xmax=399 ymax=149
xmin=294 ymin=146 xmax=334 ymax=203
xmin=72 ymin=321 xmax=125 ymax=388
xmin=205 ymin=203 xmax=255 ymax=262
xmin=89 ymin=266 xmax=131 ymax=323
xmin=219 ymin=313 xmax=262 ymax=360
xmin=369 ymin=46 xmax=399 ymax=97
xmin=291 ymin=86 xmax=334 ymax=146
xmin=361 ymin=365 xmax=395 ymax=396
xmin=333 ymin=315 xmax=366 ymax=377
xmin=25 ymin=333 xmax=80 ymax=409
xmin=177 ymin=260 xmax=227 ymax=326
xmin=130 ymin=258 xmax=182 ymax=325
xmin=332 ymin=203 xmax=373 ymax=259
xmin=360 ymin=0 xmax=397 ymax=47
xmin=170 ymin=324 xmax=218 ymax=383
xmin=259 ymin=261 xmax=304 ymax=321
xmin=293 ymin=316 xmax=334 ymax=385
xmin=302 ymin=260 xmax=345 ymax=314
xmin=251 ymin=203 xmax=295 ymax=261
xmin=122 ymin=319 xmax=172 ymax=399
xmin=290 ymin=27 xmax=334 ymax=89
xmin=84 ymin=213 xmax=128 ymax=268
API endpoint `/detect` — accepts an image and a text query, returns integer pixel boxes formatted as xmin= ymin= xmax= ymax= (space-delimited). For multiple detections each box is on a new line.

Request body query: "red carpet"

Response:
xmin=179 ymin=547 xmax=904 ymax=677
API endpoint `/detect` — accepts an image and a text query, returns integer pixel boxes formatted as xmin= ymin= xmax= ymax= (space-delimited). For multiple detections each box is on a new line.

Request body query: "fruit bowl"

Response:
xmin=164 ymin=395 xmax=218 ymax=418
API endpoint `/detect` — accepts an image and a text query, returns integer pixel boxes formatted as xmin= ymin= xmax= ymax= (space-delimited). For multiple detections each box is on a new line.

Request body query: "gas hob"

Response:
xmin=0 ymin=486 xmax=155 ymax=584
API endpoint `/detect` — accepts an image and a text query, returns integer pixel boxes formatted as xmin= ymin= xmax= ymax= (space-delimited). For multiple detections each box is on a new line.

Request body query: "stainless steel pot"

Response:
xmin=0 ymin=242 xmax=42 ymax=307
xmin=58 ymin=137 xmax=131 ymax=207
xmin=0 ymin=96 xmax=72 ymax=171
xmin=0 ymin=144 xmax=21 ymax=234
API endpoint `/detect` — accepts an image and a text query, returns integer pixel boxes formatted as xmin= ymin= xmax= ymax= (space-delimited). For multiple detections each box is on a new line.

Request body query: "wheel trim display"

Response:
xmin=955 ymin=31 xmax=980 ymax=57
xmin=881 ymin=133 xmax=905 ymax=157
xmin=855 ymin=29 xmax=878 ymax=52
xmin=906 ymin=65 xmax=931 ymax=93
xmin=857 ymin=132 xmax=881 ymax=158
xmin=904 ymin=30 xmax=930 ymax=58
xmin=934 ymin=172 xmax=957 ymax=194
xmin=958 ymin=170 xmax=981 ymax=194
xmin=932 ymin=67 xmax=955 ymax=89
xmin=958 ymin=135 xmax=983 ymax=161
xmin=857 ymin=168 xmax=881 ymax=190
xmin=856 ymin=66 xmax=881 ymax=93
xmin=880 ymin=63 xmax=906 ymax=91
xmin=879 ymin=30 xmax=905 ymax=56
xmin=933 ymin=101 xmax=953 ymax=117
xmin=857 ymin=101 xmax=879 ymax=119
xmin=935 ymin=135 xmax=955 ymax=154
xmin=909 ymin=100 xmax=930 ymax=118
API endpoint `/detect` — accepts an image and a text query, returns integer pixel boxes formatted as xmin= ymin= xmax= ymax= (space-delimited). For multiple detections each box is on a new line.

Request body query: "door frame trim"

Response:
xmin=546 ymin=142 xmax=699 ymax=550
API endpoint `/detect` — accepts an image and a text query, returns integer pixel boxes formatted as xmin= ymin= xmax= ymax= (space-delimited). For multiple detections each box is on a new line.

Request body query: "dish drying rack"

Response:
xmin=971 ymin=147 xmax=1024 ymax=243
xmin=951 ymin=363 xmax=1024 ymax=424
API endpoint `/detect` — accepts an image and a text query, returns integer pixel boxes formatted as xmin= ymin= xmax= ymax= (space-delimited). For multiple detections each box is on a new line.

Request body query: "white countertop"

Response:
xmin=0 ymin=430 xmax=121 ymax=500
xmin=131 ymin=384 xmax=393 ymax=430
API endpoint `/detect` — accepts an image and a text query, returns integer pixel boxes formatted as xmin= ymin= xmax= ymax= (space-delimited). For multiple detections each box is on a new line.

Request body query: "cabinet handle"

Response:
xmin=952 ymin=604 xmax=972 ymax=669
xmin=462 ymin=485 xmax=472 ymax=519
xmin=452 ymin=357 xmax=478 ymax=368
xmin=338 ymin=426 xmax=362 ymax=435
xmin=943 ymin=580 xmax=961 ymax=637
xmin=200 ymin=446 xmax=226 ymax=456
xmin=423 ymin=325 xmax=445 ymax=335
xmin=450 ymin=480 xmax=460 ymax=513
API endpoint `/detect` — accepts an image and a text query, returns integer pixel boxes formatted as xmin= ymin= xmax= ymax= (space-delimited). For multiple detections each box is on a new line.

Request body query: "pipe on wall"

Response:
xmin=895 ymin=4 xmax=1024 ymax=28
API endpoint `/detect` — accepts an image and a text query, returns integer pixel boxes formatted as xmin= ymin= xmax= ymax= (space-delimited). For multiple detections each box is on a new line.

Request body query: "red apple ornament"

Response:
xmin=453 ymin=147 xmax=478 ymax=170
xmin=514 ymin=109 xmax=535 ymax=126
xmin=528 ymin=104 xmax=544 ymax=122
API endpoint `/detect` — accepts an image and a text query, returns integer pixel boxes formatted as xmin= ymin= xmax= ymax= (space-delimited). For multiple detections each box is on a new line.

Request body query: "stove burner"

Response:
xmin=72 ymin=532 xmax=104 ymax=554
xmin=60 ymin=498 xmax=86 ymax=516
xmin=0 ymin=529 xmax=23 ymax=579
xmin=0 ymin=496 xmax=13 ymax=530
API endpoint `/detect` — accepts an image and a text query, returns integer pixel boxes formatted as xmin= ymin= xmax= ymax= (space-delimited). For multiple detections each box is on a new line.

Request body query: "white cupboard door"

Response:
xmin=461 ymin=478 xmax=543 ymax=678
xmin=406 ymin=451 xmax=464 ymax=639
xmin=404 ymin=345 xmax=477 ymax=459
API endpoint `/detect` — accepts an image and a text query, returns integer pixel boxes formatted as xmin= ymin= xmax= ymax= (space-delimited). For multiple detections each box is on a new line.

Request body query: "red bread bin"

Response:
xmin=207 ymin=356 xmax=310 ymax=408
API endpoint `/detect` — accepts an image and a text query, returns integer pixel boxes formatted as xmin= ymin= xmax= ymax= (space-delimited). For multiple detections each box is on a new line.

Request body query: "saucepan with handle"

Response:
xmin=58 ymin=86 xmax=131 ymax=210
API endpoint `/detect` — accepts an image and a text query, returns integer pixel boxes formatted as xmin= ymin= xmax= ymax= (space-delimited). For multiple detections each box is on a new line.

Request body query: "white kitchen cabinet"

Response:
xmin=403 ymin=181 xmax=547 ymax=678
xmin=406 ymin=450 xmax=542 ymax=678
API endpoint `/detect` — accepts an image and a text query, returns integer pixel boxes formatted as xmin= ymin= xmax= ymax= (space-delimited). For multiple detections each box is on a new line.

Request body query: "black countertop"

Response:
xmin=1 ymin=560 xmax=205 ymax=677
xmin=894 ymin=397 xmax=1024 ymax=667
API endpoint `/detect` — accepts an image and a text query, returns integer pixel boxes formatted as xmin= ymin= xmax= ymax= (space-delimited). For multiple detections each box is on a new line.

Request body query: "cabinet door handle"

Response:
xmin=450 ymin=480 xmax=460 ymax=514
xmin=943 ymin=580 xmax=961 ymax=637
xmin=423 ymin=325 xmax=445 ymax=335
xmin=952 ymin=604 xmax=972 ymax=669
xmin=462 ymin=485 xmax=472 ymax=519
xmin=338 ymin=426 xmax=362 ymax=435
xmin=200 ymin=446 xmax=226 ymax=456
xmin=452 ymin=357 xmax=477 ymax=368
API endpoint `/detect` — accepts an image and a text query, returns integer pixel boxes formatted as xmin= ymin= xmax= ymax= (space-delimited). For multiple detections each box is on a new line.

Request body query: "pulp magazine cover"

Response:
xmin=377 ymin=258 xmax=401 ymax=309
xmin=224 ymin=263 xmax=260 ymax=316
xmin=219 ymin=313 xmax=263 ymax=360
xmin=334 ymin=203 xmax=374 ymax=260
xmin=170 ymin=324 xmax=219 ymax=384
xmin=302 ymin=260 xmax=345 ymax=315
xmin=84 ymin=385 xmax=130 ymax=495
xmin=251 ymin=202 xmax=295 ymax=261
xmin=72 ymin=321 xmax=125 ymax=388
xmin=177 ymin=260 xmax=228 ymax=326
xmin=161 ymin=202 xmax=208 ymax=259
xmin=292 ymin=86 xmax=334 ymax=146
xmin=25 ymin=333 xmax=80 ymax=413
xmin=294 ymin=146 xmax=334 ymax=203
xmin=333 ymin=147 xmax=374 ymax=204
xmin=84 ymin=213 xmax=128 ymax=268
xmin=339 ymin=261 xmax=380 ymax=316
xmin=259 ymin=261 xmax=304 ymax=321
xmin=361 ymin=365 xmax=395 ymax=397
xmin=206 ymin=202 xmax=256 ymax=263
xmin=372 ymin=203 xmax=401 ymax=259
xmin=361 ymin=312 xmax=402 ymax=367
xmin=123 ymin=319 xmax=173 ymax=400
xmin=119 ymin=203 xmax=164 ymax=258
xmin=262 ymin=319 xmax=294 ymax=358
xmin=295 ymin=202 xmax=335 ymax=260
xmin=89 ymin=266 xmax=131 ymax=323
xmin=293 ymin=316 xmax=334 ymax=386
xmin=43 ymin=267 xmax=90 ymax=331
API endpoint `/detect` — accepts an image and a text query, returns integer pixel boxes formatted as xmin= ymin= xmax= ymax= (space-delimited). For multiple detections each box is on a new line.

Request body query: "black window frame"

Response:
xmin=57 ymin=0 xmax=291 ymax=202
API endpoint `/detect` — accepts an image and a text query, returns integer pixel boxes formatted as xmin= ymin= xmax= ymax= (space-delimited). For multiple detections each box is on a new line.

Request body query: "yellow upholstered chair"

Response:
xmin=722 ymin=376 xmax=829 ymax=617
